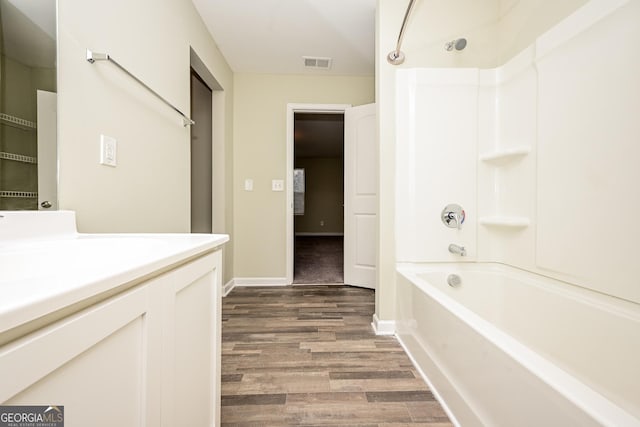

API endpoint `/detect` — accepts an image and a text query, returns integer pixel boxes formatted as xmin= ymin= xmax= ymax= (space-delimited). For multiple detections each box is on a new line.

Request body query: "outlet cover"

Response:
xmin=100 ymin=135 xmax=117 ymax=167
xmin=272 ymin=179 xmax=284 ymax=191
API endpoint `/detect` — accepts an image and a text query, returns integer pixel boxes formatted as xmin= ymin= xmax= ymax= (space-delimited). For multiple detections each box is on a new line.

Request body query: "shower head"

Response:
xmin=445 ymin=38 xmax=467 ymax=52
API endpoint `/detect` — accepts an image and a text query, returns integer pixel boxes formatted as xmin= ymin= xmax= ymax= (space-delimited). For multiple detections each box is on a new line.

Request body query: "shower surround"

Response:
xmin=393 ymin=0 xmax=640 ymax=425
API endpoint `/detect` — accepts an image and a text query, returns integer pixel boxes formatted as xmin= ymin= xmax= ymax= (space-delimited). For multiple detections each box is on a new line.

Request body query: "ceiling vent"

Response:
xmin=303 ymin=56 xmax=332 ymax=70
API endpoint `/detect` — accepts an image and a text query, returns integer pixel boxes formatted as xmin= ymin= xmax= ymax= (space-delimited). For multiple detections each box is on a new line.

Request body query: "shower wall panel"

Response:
xmin=395 ymin=69 xmax=478 ymax=262
xmin=395 ymin=0 xmax=640 ymax=304
xmin=535 ymin=0 xmax=640 ymax=303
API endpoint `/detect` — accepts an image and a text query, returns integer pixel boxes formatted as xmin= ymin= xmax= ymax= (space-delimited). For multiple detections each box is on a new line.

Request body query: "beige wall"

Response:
xmin=53 ymin=0 xmax=591 ymax=295
xmin=497 ymin=0 xmax=589 ymax=63
xmin=376 ymin=0 xmax=589 ymax=320
xmin=233 ymin=73 xmax=373 ymax=278
xmin=294 ymin=157 xmax=344 ymax=234
xmin=395 ymin=0 xmax=500 ymax=69
xmin=381 ymin=0 xmax=590 ymax=70
xmin=57 ymin=0 xmax=235 ymax=279
xmin=1 ymin=56 xmax=55 ymax=121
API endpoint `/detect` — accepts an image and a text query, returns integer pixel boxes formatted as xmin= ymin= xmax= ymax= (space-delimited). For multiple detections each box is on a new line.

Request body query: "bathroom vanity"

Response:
xmin=0 ymin=211 xmax=228 ymax=426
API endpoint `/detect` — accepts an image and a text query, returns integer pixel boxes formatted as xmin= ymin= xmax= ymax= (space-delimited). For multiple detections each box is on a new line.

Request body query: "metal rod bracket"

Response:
xmin=86 ymin=49 xmax=108 ymax=63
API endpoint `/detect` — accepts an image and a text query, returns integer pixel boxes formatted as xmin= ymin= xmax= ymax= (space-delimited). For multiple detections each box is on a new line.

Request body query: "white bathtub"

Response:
xmin=396 ymin=263 xmax=640 ymax=427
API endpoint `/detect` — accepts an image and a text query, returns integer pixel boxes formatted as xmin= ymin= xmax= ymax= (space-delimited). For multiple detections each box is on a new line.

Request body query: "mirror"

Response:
xmin=0 ymin=0 xmax=57 ymax=210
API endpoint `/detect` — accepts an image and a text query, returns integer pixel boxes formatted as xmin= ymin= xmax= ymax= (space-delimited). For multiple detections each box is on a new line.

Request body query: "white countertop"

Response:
xmin=0 ymin=211 xmax=228 ymax=336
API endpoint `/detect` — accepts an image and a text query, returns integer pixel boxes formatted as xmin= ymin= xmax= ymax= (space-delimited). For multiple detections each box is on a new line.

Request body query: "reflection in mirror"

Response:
xmin=0 ymin=0 xmax=56 ymax=210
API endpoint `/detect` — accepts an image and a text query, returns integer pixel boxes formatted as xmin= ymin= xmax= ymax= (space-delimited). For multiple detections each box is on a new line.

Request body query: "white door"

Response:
xmin=344 ymin=103 xmax=377 ymax=289
xmin=37 ymin=90 xmax=57 ymax=210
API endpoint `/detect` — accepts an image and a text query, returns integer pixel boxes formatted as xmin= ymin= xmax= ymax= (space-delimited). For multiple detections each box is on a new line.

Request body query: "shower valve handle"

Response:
xmin=441 ymin=204 xmax=465 ymax=230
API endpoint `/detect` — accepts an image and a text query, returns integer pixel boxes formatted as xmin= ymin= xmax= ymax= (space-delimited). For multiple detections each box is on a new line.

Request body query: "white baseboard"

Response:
xmin=222 ymin=277 xmax=289 ymax=297
xmin=234 ymin=277 xmax=289 ymax=287
xmin=222 ymin=279 xmax=236 ymax=297
xmin=371 ymin=313 xmax=396 ymax=336
xmin=295 ymin=232 xmax=344 ymax=237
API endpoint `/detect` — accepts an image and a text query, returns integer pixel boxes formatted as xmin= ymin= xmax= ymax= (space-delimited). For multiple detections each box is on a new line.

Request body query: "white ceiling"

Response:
xmin=191 ymin=0 xmax=376 ymax=75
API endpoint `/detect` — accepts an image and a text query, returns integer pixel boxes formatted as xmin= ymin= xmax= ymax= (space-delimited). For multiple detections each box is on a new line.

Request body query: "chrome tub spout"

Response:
xmin=448 ymin=243 xmax=467 ymax=256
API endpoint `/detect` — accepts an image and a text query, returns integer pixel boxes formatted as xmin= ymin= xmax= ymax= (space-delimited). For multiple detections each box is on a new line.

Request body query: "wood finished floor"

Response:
xmin=221 ymin=285 xmax=453 ymax=427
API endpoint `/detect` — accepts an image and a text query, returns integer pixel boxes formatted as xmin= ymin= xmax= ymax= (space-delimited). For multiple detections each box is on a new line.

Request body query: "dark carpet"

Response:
xmin=294 ymin=236 xmax=343 ymax=284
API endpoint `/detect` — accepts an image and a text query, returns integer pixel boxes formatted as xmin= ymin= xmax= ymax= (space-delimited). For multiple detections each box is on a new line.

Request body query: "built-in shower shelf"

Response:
xmin=480 ymin=146 xmax=530 ymax=165
xmin=479 ymin=216 xmax=530 ymax=229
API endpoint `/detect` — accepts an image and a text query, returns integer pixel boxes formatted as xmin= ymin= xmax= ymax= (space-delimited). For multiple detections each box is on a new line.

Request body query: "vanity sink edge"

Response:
xmin=0 ymin=210 xmax=229 ymax=339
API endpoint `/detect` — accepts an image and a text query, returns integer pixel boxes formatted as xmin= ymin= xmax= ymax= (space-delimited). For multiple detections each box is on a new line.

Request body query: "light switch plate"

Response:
xmin=272 ymin=179 xmax=284 ymax=191
xmin=100 ymin=135 xmax=117 ymax=167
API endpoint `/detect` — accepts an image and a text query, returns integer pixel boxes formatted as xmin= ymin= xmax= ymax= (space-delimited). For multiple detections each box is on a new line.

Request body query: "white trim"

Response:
xmin=286 ymin=103 xmax=351 ymax=286
xmin=295 ymin=232 xmax=344 ymax=237
xmin=370 ymin=313 xmax=396 ymax=336
xmin=223 ymin=277 xmax=289 ymax=297
xmin=233 ymin=277 xmax=289 ymax=287
xmin=222 ymin=279 xmax=236 ymax=297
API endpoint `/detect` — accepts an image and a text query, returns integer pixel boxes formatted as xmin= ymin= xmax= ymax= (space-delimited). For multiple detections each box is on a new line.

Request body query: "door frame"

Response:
xmin=190 ymin=48 xmax=225 ymax=235
xmin=285 ymin=103 xmax=351 ymax=285
xmin=190 ymin=69 xmax=213 ymax=233
xmin=37 ymin=90 xmax=58 ymax=210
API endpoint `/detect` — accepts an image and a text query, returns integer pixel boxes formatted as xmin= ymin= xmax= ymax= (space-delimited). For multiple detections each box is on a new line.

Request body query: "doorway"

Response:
xmin=189 ymin=48 xmax=226 ymax=237
xmin=190 ymin=69 xmax=212 ymax=233
xmin=293 ymin=112 xmax=345 ymax=284
xmin=286 ymin=103 xmax=377 ymax=288
xmin=286 ymin=104 xmax=350 ymax=285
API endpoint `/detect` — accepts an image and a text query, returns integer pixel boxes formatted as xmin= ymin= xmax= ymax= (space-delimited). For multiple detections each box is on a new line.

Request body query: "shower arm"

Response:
xmin=387 ymin=0 xmax=418 ymax=65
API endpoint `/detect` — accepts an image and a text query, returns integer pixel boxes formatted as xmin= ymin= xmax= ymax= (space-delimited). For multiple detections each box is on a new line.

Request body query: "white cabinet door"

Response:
xmin=0 ymin=285 xmax=159 ymax=427
xmin=162 ymin=252 xmax=222 ymax=427
xmin=0 ymin=251 xmax=222 ymax=427
xmin=344 ymin=103 xmax=377 ymax=289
